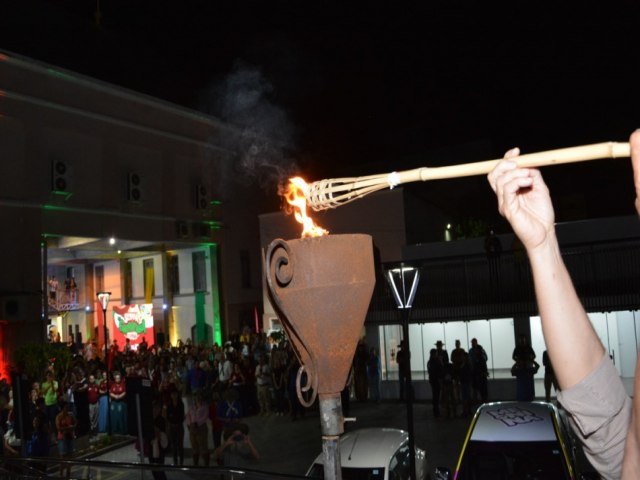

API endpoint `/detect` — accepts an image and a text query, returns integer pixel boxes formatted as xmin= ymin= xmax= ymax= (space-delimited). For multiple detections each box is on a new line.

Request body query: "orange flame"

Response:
xmin=283 ymin=177 xmax=328 ymax=238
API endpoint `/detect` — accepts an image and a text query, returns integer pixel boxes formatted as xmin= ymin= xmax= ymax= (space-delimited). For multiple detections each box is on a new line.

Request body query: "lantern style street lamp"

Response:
xmin=97 ymin=291 xmax=112 ymax=435
xmin=386 ymin=265 xmax=420 ymax=480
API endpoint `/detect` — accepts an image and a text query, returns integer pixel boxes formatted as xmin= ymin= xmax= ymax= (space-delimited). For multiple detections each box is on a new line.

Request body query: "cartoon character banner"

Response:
xmin=112 ymin=304 xmax=154 ymax=350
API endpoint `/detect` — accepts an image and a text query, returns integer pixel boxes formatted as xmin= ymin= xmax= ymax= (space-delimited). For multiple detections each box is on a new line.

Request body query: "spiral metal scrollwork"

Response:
xmin=296 ymin=364 xmax=318 ymax=407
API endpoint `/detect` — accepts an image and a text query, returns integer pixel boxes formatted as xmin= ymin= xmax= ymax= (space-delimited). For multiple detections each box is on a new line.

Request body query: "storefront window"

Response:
xmin=531 ymin=310 xmax=640 ymax=380
xmin=378 ymin=318 xmax=516 ymax=380
xmin=378 ymin=313 xmax=639 ymax=390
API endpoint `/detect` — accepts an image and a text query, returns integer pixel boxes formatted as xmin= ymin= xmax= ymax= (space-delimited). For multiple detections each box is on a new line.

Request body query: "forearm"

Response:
xmin=527 ymin=233 xmax=604 ymax=389
xmin=622 ymin=357 xmax=640 ymax=478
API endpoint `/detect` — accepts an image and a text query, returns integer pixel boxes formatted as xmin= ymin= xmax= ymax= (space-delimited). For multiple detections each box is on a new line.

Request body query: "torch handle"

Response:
xmin=306 ymin=141 xmax=631 ymax=211
xmin=398 ymin=141 xmax=630 ymax=183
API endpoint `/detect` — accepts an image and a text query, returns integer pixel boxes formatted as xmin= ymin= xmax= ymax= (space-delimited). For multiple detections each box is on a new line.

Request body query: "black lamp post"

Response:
xmin=97 ymin=291 xmax=112 ymax=435
xmin=386 ymin=265 xmax=420 ymax=480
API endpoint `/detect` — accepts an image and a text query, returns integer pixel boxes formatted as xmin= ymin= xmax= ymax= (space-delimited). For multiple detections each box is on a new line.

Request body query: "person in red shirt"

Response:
xmin=109 ymin=372 xmax=127 ymax=434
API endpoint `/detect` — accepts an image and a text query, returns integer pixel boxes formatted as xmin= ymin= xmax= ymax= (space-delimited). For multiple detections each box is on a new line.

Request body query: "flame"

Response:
xmin=283 ymin=177 xmax=328 ymax=238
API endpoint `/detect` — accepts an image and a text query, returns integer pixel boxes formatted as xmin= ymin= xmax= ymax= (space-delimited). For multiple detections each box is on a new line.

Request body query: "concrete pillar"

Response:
xmin=513 ymin=313 xmax=532 ymax=345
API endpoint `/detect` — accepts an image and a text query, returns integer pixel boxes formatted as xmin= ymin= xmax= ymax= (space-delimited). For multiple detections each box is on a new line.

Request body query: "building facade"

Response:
xmin=0 ymin=51 xmax=265 ymax=372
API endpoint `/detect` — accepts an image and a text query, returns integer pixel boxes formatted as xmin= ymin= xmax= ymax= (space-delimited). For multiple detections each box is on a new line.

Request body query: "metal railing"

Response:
xmin=0 ymin=457 xmax=310 ymax=480
xmin=367 ymin=238 xmax=640 ymax=323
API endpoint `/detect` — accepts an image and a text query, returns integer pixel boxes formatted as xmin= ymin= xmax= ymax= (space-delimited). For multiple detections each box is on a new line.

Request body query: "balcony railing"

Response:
xmin=367 ymin=238 xmax=640 ymax=323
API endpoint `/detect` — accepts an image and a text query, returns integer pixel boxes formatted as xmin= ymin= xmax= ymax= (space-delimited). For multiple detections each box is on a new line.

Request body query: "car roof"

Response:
xmin=469 ymin=401 xmax=560 ymax=443
xmin=312 ymin=428 xmax=408 ymax=469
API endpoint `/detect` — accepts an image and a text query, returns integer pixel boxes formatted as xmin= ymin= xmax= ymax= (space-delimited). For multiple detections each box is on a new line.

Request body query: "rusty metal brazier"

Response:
xmin=265 ymin=234 xmax=376 ymax=477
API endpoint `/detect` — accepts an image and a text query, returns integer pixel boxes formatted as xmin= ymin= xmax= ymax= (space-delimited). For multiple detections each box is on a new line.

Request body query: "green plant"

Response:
xmin=13 ymin=342 xmax=72 ymax=381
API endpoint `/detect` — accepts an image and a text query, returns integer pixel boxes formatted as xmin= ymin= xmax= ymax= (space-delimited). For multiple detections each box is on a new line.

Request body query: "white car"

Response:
xmin=435 ymin=401 xmax=598 ymax=480
xmin=307 ymin=427 xmax=429 ymax=480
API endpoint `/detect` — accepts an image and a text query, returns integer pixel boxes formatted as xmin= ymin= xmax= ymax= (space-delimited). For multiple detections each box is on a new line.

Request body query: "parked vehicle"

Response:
xmin=307 ymin=427 xmax=429 ymax=480
xmin=434 ymin=401 xmax=598 ymax=479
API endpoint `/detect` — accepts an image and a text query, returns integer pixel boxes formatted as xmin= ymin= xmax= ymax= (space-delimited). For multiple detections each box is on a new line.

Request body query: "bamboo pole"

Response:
xmin=307 ymin=142 xmax=630 ymax=211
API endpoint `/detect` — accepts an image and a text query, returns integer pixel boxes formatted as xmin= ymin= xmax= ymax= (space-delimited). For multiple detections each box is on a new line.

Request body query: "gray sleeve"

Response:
xmin=558 ymin=353 xmax=631 ymax=480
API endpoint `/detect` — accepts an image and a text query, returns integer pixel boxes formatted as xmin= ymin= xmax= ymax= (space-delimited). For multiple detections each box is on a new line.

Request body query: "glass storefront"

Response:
xmin=379 ymin=318 xmax=516 ymax=381
xmin=379 ymin=311 xmax=640 ymax=387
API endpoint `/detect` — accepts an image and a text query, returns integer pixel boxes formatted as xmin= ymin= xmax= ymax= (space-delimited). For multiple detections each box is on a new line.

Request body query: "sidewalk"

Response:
xmin=90 ymin=400 xmax=471 ymax=476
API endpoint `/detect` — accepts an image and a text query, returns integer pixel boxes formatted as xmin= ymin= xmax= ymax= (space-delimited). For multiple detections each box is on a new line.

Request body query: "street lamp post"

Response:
xmin=97 ymin=291 xmax=112 ymax=436
xmin=386 ymin=265 xmax=420 ymax=480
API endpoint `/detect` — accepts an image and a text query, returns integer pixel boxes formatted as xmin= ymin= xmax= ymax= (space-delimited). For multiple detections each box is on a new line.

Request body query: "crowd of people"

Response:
xmin=421 ymin=338 xmax=489 ymax=419
xmin=0 ymin=330 xmax=317 ymax=474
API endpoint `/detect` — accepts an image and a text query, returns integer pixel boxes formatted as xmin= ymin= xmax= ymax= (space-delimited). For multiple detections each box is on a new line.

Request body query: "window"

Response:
xmin=192 ymin=251 xmax=207 ymax=293
xmin=143 ymin=258 xmax=155 ymax=297
xmin=95 ymin=265 xmax=104 ymax=293
xmin=379 ymin=318 xmax=516 ymax=381
xmin=168 ymin=254 xmax=180 ymax=295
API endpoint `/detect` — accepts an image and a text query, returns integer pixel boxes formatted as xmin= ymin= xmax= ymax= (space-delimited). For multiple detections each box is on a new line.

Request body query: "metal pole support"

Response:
xmin=402 ymin=310 xmax=417 ymax=480
xmin=319 ymin=394 xmax=344 ymax=480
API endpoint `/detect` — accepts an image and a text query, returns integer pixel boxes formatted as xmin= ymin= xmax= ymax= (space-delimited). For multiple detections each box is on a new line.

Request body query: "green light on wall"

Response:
xmin=209 ymin=244 xmax=223 ymax=346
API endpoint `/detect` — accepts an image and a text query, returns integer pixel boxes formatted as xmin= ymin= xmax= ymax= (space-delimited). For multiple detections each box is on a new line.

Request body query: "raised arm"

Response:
xmin=622 ymin=130 xmax=640 ymax=478
xmin=487 ymin=149 xmax=603 ymax=389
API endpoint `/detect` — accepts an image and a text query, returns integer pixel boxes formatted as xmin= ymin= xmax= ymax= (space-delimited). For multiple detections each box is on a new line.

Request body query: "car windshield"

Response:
xmin=308 ymin=463 xmax=385 ymax=480
xmin=456 ymin=440 xmax=571 ymax=480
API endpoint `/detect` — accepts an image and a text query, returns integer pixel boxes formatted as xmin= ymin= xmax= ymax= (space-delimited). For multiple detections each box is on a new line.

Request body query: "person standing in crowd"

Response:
xmin=148 ymin=402 xmax=168 ymax=480
xmin=427 ymin=349 xmax=443 ymax=418
xmin=209 ymin=393 xmax=223 ymax=455
xmin=396 ymin=340 xmax=409 ymax=401
xmin=69 ymin=277 xmax=78 ymax=303
xmin=186 ymin=393 xmax=209 ymax=467
xmin=49 ymin=276 xmax=58 ymax=303
xmin=218 ymin=388 xmax=242 ymax=435
xmin=56 ymin=400 xmax=76 ymax=479
xmin=41 ymin=371 xmax=59 ymax=438
xmin=166 ymin=389 xmax=185 ymax=466
xmin=367 ymin=347 xmax=381 ymax=403
xmin=542 ymin=350 xmax=559 ymax=403
xmin=441 ymin=358 xmax=456 ymax=418
xmin=97 ymin=370 xmax=109 ymax=433
xmin=459 ymin=352 xmax=473 ymax=417
xmin=353 ymin=340 xmax=369 ymax=402
xmin=86 ymin=374 xmax=99 ymax=438
xmin=109 ymin=372 xmax=127 ymax=434
xmin=123 ymin=338 xmax=132 ymax=356
xmin=487 ymin=135 xmax=640 ymax=478
xmin=31 ymin=397 xmax=48 ymax=438
xmin=468 ymin=338 xmax=489 ymax=404
xmin=218 ymin=352 xmax=233 ymax=394
xmin=450 ymin=340 xmax=466 ymax=406
xmin=434 ymin=340 xmax=449 ymax=364
xmin=271 ymin=353 xmax=287 ymax=416
xmin=512 ymin=334 xmax=537 ymax=402
xmin=26 ymin=415 xmax=49 ymax=472
xmin=73 ymin=368 xmax=89 ymax=436
xmin=255 ymin=355 xmax=271 ymax=416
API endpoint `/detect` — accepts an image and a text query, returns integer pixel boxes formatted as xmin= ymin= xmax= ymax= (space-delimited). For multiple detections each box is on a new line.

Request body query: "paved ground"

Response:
xmin=92 ymin=399 xmax=471 ymax=477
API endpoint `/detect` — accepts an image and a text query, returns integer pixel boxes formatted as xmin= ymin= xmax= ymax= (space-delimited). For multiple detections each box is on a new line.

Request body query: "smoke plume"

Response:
xmin=204 ymin=61 xmax=298 ymax=194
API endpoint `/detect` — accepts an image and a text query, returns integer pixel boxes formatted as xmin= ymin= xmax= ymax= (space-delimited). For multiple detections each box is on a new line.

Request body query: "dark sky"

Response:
xmin=3 ymin=0 xmax=640 ymax=229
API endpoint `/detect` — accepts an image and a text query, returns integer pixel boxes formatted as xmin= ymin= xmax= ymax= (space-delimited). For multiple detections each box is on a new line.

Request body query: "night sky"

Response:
xmin=3 ymin=1 xmax=640 ymax=230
